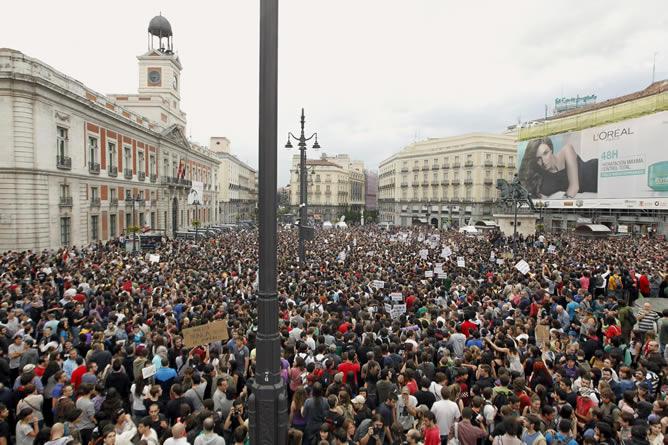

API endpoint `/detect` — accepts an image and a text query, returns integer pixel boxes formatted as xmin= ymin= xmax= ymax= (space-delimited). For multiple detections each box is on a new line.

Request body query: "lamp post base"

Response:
xmin=248 ymin=381 xmax=288 ymax=445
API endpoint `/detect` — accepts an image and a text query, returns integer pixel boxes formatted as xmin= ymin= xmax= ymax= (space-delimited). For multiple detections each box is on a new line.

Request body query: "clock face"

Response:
xmin=148 ymin=70 xmax=161 ymax=85
xmin=172 ymin=74 xmax=178 ymax=90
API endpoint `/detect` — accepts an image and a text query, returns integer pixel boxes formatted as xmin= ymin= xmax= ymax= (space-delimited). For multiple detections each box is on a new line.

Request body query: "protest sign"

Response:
xmin=442 ymin=246 xmax=452 ymax=257
xmin=142 ymin=364 xmax=156 ymax=379
xmin=457 ymin=257 xmax=465 ymax=268
xmin=425 ymin=271 xmax=434 ymax=278
xmin=548 ymin=245 xmax=556 ymax=254
xmin=148 ymin=254 xmax=160 ymax=263
xmin=496 ymin=258 xmax=505 ymax=265
xmin=390 ymin=292 xmax=403 ymax=302
xmin=384 ymin=303 xmax=392 ymax=313
xmin=438 ymin=272 xmax=447 ymax=279
xmin=535 ymin=324 xmax=550 ymax=348
xmin=514 ymin=260 xmax=530 ymax=275
xmin=419 ymin=249 xmax=428 ymax=260
xmin=372 ymin=280 xmax=385 ymax=289
xmin=182 ymin=319 xmax=229 ymax=348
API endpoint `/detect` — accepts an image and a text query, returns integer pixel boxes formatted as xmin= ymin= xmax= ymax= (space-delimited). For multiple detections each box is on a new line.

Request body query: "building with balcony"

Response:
xmin=0 ymin=16 xmax=219 ymax=250
xmin=378 ymin=133 xmax=517 ymax=228
xmin=364 ymin=170 xmax=378 ymax=211
xmin=289 ymin=153 xmax=365 ymax=222
xmin=210 ymin=137 xmax=257 ymax=224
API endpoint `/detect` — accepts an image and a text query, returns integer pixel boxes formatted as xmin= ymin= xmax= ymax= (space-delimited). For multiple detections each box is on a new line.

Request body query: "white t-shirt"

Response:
xmin=431 ymin=399 xmax=461 ymax=437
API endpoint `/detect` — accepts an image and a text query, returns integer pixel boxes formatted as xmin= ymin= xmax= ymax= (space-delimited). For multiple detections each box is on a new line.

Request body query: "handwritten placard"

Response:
xmin=182 ymin=319 xmax=229 ymax=348
xmin=425 ymin=271 xmax=434 ymax=278
xmin=419 ymin=249 xmax=428 ymax=260
xmin=142 ymin=364 xmax=156 ymax=379
xmin=515 ymin=260 xmax=530 ymax=275
xmin=457 ymin=257 xmax=465 ymax=268
xmin=372 ymin=280 xmax=385 ymax=289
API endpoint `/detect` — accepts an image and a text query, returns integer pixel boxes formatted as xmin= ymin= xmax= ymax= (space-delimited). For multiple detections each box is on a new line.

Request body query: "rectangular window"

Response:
xmin=486 ymin=153 xmax=491 ymax=160
xmin=466 ymin=171 xmax=472 ymax=180
xmin=150 ymin=154 xmax=156 ymax=175
xmin=485 ymin=170 xmax=491 ymax=178
xmin=466 ymin=154 xmax=472 ymax=161
xmin=109 ymin=214 xmax=117 ymax=238
xmin=59 ymin=184 xmax=70 ymax=198
xmin=498 ymin=154 xmax=504 ymax=164
xmin=150 ymin=212 xmax=156 ymax=228
xmin=139 ymin=213 xmax=145 ymax=226
xmin=108 ymin=142 xmax=116 ymax=168
xmin=138 ymin=151 xmax=145 ymax=173
xmin=60 ymin=217 xmax=71 ymax=246
xmin=124 ymin=147 xmax=132 ymax=168
xmin=88 ymin=136 xmax=98 ymax=163
xmin=91 ymin=187 xmax=99 ymax=200
xmin=110 ymin=188 xmax=117 ymax=200
xmin=91 ymin=215 xmax=99 ymax=241
xmin=57 ymin=127 xmax=68 ymax=156
xmin=125 ymin=212 xmax=132 ymax=229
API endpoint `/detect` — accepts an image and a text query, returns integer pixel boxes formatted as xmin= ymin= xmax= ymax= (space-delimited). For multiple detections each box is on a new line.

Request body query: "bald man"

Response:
xmin=164 ymin=423 xmax=190 ymax=445
xmin=44 ymin=423 xmax=73 ymax=445
xmin=194 ymin=417 xmax=226 ymax=445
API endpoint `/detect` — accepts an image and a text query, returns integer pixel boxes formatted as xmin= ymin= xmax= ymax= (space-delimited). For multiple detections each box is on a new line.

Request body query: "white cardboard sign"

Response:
xmin=515 ymin=260 xmax=530 ymax=275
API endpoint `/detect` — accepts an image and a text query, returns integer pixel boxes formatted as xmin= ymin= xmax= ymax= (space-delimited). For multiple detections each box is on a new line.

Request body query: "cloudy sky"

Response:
xmin=2 ymin=1 xmax=666 ymax=185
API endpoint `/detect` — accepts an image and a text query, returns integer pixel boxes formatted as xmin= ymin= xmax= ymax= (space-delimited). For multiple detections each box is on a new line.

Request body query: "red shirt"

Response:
xmin=406 ymin=295 xmax=417 ymax=309
xmin=337 ymin=360 xmax=360 ymax=384
xmin=71 ymin=365 xmax=87 ymax=390
xmin=337 ymin=322 xmax=351 ymax=334
xmin=406 ymin=379 xmax=418 ymax=395
xmin=639 ymin=275 xmax=650 ymax=295
xmin=424 ymin=425 xmax=441 ymax=445
xmin=461 ymin=320 xmax=477 ymax=337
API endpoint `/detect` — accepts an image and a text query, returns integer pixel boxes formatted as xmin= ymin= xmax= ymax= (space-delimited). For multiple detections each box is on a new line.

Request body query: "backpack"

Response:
xmin=492 ymin=390 xmax=509 ymax=421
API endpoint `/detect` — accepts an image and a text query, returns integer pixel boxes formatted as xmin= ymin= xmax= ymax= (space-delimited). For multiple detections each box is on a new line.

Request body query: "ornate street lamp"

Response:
xmin=285 ymin=108 xmax=320 ymax=266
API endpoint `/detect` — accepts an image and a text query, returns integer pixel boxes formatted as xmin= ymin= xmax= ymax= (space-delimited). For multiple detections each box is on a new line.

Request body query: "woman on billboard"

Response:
xmin=518 ymin=136 xmax=598 ymax=198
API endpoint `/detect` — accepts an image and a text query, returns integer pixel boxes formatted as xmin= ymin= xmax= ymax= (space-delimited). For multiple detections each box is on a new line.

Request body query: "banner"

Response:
xmin=182 ymin=320 xmax=229 ymax=348
xmin=188 ymin=181 xmax=204 ymax=205
xmin=517 ymin=111 xmax=668 ymax=209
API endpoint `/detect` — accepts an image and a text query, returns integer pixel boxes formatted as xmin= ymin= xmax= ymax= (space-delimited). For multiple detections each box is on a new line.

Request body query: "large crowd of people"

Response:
xmin=1 ymin=224 xmax=668 ymax=445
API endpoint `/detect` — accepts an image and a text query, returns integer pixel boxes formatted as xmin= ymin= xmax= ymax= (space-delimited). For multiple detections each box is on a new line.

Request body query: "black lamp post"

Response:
xmin=248 ymin=0 xmax=287 ymax=443
xmin=285 ymin=108 xmax=320 ymax=266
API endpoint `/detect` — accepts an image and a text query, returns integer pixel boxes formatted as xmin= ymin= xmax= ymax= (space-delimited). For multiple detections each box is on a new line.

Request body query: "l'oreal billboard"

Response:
xmin=517 ymin=111 xmax=668 ymax=209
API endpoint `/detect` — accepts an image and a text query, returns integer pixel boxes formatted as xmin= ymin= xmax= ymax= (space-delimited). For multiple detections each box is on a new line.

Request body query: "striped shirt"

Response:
xmin=638 ymin=309 xmax=660 ymax=332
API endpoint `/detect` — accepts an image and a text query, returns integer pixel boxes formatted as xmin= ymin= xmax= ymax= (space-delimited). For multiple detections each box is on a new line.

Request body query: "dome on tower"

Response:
xmin=148 ymin=15 xmax=173 ymax=37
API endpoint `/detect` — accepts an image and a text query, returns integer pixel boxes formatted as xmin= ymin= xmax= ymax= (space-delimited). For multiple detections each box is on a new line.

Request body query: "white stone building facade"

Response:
xmin=289 ymin=153 xmax=365 ymax=222
xmin=378 ymin=133 xmax=517 ymax=228
xmin=211 ymin=137 xmax=257 ymax=223
xmin=0 ymin=19 xmax=219 ymax=251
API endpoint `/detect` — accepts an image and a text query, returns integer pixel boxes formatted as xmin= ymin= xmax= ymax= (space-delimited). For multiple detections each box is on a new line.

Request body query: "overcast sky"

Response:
xmin=2 ymin=1 xmax=666 ymax=185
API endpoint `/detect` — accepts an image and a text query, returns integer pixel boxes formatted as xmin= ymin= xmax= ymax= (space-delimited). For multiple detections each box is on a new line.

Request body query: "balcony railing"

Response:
xmin=464 ymin=179 xmax=473 ymax=185
xmin=451 ymin=179 xmax=461 ymax=185
xmin=484 ymin=178 xmax=493 ymax=185
xmin=56 ymin=155 xmax=72 ymax=170
xmin=90 ymin=197 xmax=101 ymax=208
xmin=108 ymin=166 xmax=118 ymax=177
xmin=441 ymin=180 xmax=449 ymax=186
xmin=138 ymin=171 xmax=146 ymax=182
xmin=421 ymin=181 xmax=430 ymax=186
xmin=441 ymin=163 xmax=450 ymax=169
xmin=400 ymin=167 xmax=409 ymax=172
xmin=465 ymin=161 xmax=474 ymax=167
xmin=88 ymin=162 xmax=100 ymax=174
xmin=421 ymin=166 xmax=429 ymax=171
xmin=484 ymin=160 xmax=493 ymax=167
xmin=412 ymin=166 xmax=420 ymax=171
xmin=124 ymin=169 xmax=133 ymax=179
xmin=58 ymin=196 xmax=73 ymax=207
xmin=150 ymin=174 xmax=157 ymax=183
xmin=432 ymin=165 xmax=440 ymax=170
xmin=451 ymin=162 xmax=461 ymax=168
xmin=109 ymin=198 xmax=118 ymax=208
xmin=400 ymin=182 xmax=408 ymax=187
xmin=497 ymin=162 xmax=506 ymax=167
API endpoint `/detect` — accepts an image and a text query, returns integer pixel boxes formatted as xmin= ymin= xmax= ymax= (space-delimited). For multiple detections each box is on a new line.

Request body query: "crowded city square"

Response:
xmin=0 ymin=225 xmax=667 ymax=445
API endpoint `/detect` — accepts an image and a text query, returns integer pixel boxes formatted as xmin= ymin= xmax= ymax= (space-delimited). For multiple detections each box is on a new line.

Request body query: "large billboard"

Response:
xmin=517 ymin=111 xmax=668 ymax=209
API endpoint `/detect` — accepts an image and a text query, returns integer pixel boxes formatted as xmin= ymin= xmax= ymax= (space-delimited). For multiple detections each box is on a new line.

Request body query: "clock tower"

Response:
xmin=108 ymin=15 xmax=187 ymax=128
